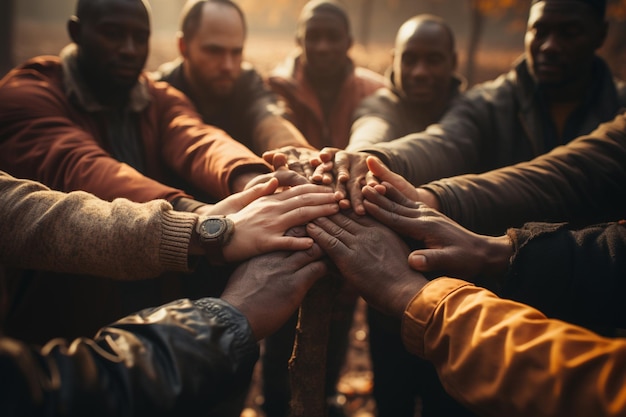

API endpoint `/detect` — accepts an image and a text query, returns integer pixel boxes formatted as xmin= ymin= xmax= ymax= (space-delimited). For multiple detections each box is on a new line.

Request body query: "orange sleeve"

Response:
xmin=402 ymin=278 xmax=626 ymax=417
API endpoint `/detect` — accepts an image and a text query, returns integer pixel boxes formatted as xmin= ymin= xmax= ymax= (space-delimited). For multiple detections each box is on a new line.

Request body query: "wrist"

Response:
xmin=482 ymin=234 xmax=514 ymax=280
xmin=195 ymin=215 xmax=236 ymax=265
xmin=415 ymin=188 xmax=440 ymax=210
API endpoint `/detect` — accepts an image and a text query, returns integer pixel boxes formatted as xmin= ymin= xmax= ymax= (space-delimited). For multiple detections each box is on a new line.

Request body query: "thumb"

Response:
xmin=240 ymin=177 xmax=279 ymax=202
xmin=366 ymin=157 xmax=418 ymax=200
xmin=408 ymin=249 xmax=448 ymax=273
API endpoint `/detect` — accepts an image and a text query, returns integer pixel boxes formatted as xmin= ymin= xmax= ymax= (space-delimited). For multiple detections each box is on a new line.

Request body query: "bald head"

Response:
xmin=179 ymin=0 xmax=247 ymax=40
xmin=392 ymin=14 xmax=457 ymax=109
xmin=395 ymin=14 xmax=455 ymax=55
xmin=75 ymin=0 xmax=151 ymax=23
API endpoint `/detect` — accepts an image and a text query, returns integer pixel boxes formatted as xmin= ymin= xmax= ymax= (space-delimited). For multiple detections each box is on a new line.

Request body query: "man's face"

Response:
xmin=393 ymin=22 xmax=456 ymax=106
xmin=180 ymin=2 xmax=244 ymax=97
xmin=298 ymin=10 xmax=352 ymax=79
xmin=76 ymin=0 xmax=150 ymax=93
xmin=525 ymin=0 xmax=605 ymax=87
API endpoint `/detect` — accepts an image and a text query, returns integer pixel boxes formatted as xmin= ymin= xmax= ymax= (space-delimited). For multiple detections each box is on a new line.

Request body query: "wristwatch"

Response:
xmin=195 ymin=215 xmax=235 ymax=265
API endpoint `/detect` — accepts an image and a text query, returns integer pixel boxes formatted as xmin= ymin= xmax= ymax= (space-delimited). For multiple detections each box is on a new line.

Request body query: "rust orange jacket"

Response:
xmin=269 ymin=52 xmax=385 ymax=150
xmin=0 ymin=55 xmax=270 ymax=203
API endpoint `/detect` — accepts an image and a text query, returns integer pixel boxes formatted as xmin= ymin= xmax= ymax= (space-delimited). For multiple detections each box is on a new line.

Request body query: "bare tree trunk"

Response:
xmin=0 ymin=0 xmax=15 ymax=77
xmin=288 ymin=273 xmax=341 ymax=417
xmin=465 ymin=0 xmax=485 ymax=87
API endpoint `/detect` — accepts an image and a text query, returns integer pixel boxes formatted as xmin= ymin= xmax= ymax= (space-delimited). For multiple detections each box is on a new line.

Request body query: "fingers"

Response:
xmin=334 ymin=151 xmax=350 ymax=183
xmin=306 ymin=218 xmax=350 ymax=261
xmin=271 ymin=183 xmax=333 ymax=199
xmin=265 ymin=152 xmax=288 ymax=170
xmin=366 ymin=156 xmax=419 ymax=201
xmin=347 ymin=177 xmax=366 ymax=215
xmin=311 ymin=161 xmax=334 ymax=184
xmin=362 ymin=185 xmax=420 ymax=217
xmin=272 ymin=169 xmax=310 ymax=187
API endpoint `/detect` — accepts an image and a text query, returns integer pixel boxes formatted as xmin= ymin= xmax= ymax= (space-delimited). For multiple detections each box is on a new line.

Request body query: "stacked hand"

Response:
xmin=361 ymin=181 xmax=513 ymax=281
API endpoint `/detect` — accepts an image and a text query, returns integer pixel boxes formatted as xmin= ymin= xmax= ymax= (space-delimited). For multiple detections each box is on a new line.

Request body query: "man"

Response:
xmin=347 ymin=14 xmax=464 ymax=150
xmin=153 ymin=0 xmax=313 ymax=157
xmin=0 ymin=170 xmax=330 ymax=416
xmin=315 ymin=0 xmax=626 ymax=219
xmin=268 ymin=0 xmax=385 ymax=150
xmin=307 ymin=209 xmax=626 ymax=417
xmin=346 ymin=13 xmax=466 ymax=417
xmin=0 ymin=0 xmax=326 ymax=345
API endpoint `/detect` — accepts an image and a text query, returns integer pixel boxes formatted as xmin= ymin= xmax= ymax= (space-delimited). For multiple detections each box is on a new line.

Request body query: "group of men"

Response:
xmin=1 ymin=0 xmax=625 ymax=416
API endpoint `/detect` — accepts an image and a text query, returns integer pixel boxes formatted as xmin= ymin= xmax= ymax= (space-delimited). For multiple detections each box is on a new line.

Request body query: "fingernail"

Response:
xmin=410 ymin=254 xmax=426 ymax=267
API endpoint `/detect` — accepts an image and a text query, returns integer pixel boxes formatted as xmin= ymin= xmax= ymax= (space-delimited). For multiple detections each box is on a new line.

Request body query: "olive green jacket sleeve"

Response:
xmin=403 ymin=278 xmax=626 ymax=417
xmin=0 ymin=171 xmax=198 ymax=279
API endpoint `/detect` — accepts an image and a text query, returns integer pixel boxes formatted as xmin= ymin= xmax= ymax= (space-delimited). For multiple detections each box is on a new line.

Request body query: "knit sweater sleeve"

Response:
xmin=0 ymin=171 xmax=198 ymax=279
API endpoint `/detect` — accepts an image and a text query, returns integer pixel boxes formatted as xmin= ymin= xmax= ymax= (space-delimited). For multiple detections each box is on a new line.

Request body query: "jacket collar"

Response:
xmin=514 ymin=54 xmax=620 ymax=120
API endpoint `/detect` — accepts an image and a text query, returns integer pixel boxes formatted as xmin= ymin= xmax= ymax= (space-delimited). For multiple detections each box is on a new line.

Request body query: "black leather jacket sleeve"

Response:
xmin=1 ymin=297 xmax=259 ymax=417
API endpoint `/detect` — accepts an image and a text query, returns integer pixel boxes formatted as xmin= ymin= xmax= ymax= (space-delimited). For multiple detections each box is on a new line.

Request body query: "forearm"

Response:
xmin=346 ymin=116 xmax=395 ymax=151
xmin=403 ymin=278 xmax=626 ymax=417
xmin=0 ymin=172 xmax=198 ymax=279
xmin=253 ymin=115 xmax=315 ymax=153
xmin=362 ymin=126 xmax=479 ymax=187
xmin=422 ymin=116 xmax=626 ymax=235
xmin=1 ymin=297 xmax=259 ymax=417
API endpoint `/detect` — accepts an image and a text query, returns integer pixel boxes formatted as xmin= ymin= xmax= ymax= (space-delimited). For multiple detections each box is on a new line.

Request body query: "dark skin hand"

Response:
xmin=263 ymin=145 xmax=334 ymax=185
xmin=310 ymin=147 xmax=378 ymax=214
xmin=221 ymin=227 xmax=328 ymax=341
xmin=242 ymin=167 xmax=312 ymax=190
xmin=306 ymin=212 xmax=428 ymax=319
xmin=361 ymin=181 xmax=513 ymax=282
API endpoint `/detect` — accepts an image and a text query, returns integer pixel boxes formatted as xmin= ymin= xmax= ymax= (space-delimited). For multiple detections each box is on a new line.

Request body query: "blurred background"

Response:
xmin=3 ymin=0 xmax=626 ymax=87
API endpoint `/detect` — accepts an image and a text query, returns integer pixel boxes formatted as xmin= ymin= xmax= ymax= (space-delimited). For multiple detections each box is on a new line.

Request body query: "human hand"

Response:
xmin=263 ymin=146 xmax=328 ymax=183
xmin=196 ymin=178 xmax=279 ymax=216
xmin=310 ymin=148 xmax=379 ymax=214
xmin=243 ymin=168 xmax=311 ymax=190
xmin=224 ymin=183 xmax=340 ymax=262
xmin=366 ymin=156 xmax=440 ymax=209
xmin=361 ymin=182 xmax=513 ymax=281
xmin=221 ymin=227 xmax=328 ymax=340
xmin=306 ymin=212 xmax=427 ymax=318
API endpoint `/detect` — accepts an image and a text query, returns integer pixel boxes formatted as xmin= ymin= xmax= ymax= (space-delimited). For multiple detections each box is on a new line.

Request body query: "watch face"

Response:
xmin=202 ymin=218 xmax=226 ymax=238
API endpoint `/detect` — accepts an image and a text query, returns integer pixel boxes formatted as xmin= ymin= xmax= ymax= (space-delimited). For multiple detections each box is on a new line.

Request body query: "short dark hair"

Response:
xmin=179 ymin=0 xmax=247 ymax=40
xmin=531 ymin=0 xmax=606 ymax=19
xmin=296 ymin=0 xmax=351 ymax=40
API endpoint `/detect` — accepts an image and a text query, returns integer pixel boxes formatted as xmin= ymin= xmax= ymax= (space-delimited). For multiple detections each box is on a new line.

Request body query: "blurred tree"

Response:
xmin=463 ymin=0 xmax=527 ymax=85
xmin=0 ymin=0 xmax=14 ymax=77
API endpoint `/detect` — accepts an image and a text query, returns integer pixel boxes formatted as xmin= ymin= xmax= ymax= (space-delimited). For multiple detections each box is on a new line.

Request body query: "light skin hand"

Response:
xmin=366 ymin=156 xmax=440 ymax=209
xmin=361 ymin=182 xmax=513 ymax=281
xmin=195 ymin=178 xmax=280 ymax=216
xmin=221 ymin=227 xmax=328 ymax=340
xmin=224 ymin=183 xmax=341 ymax=262
xmin=231 ymin=170 xmax=268 ymax=193
xmin=306 ymin=212 xmax=428 ymax=318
